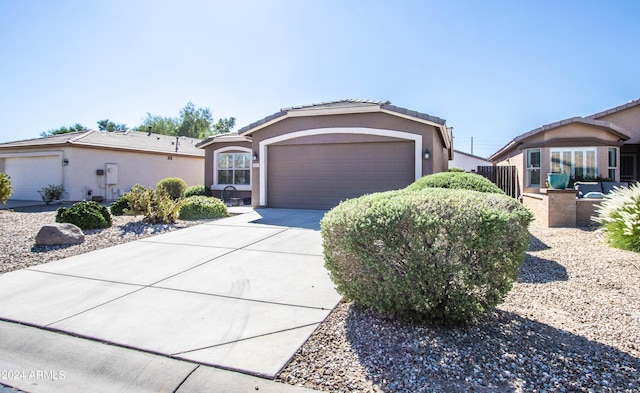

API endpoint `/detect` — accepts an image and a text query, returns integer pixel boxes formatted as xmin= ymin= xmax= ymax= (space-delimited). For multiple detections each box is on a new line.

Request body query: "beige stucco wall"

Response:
xmin=595 ymin=105 xmax=640 ymax=144
xmin=65 ymin=147 xmax=203 ymax=201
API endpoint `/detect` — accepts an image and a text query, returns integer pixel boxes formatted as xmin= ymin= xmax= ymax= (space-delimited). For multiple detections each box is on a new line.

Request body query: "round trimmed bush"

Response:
xmin=448 ymin=167 xmax=465 ymax=172
xmin=109 ymin=195 xmax=130 ymax=216
xmin=157 ymin=177 xmax=187 ymax=200
xmin=406 ymin=172 xmax=504 ymax=194
xmin=185 ymin=185 xmax=208 ymax=198
xmin=321 ymin=188 xmax=533 ymax=325
xmin=179 ymin=196 xmax=228 ymax=220
xmin=56 ymin=201 xmax=112 ymax=230
xmin=594 ymin=183 xmax=640 ymax=252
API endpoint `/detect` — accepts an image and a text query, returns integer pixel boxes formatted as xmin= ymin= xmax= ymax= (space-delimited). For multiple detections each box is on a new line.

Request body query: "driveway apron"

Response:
xmin=0 ymin=208 xmax=341 ymax=381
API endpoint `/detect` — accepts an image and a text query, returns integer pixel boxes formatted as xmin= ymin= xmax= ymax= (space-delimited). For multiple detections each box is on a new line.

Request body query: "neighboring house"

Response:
xmin=0 ymin=130 xmax=204 ymax=202
xmin=197 ymin=99 xmax=454 ymax=210
xmin=489 ymin=98 xmax=640 ymax=195
xmin=449 ymin=149 xmax=491 ymax=172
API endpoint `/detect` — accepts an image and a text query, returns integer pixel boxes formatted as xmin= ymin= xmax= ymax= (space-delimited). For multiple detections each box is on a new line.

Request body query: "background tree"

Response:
xmin=40 ymin=123 xmax=87 ymax=137
xmin=213 ymin=117 xmax=236 ymax=134
xmin=135 ymin=102 xmax=235 ymax=138
xmin=97 ymin=119 xmax=127 ymax=132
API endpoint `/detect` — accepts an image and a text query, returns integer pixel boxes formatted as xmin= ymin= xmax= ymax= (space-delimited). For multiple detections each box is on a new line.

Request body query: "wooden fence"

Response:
xmin=476 ymin=166 xmax=520 ymax=199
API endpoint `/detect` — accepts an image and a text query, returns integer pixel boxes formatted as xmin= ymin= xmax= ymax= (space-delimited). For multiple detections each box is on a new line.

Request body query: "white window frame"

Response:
xmin=212 ymin=147 xmax=251 ymax=191
xmin=526 ymin=148 xmax=541 ymax=188
xmin=549 ymin=147 xmax=597 ymax=179
xmin=608 ymin=147 xmax=618 ymax=181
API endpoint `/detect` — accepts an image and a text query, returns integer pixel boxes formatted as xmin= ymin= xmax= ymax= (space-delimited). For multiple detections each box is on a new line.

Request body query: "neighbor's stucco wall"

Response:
xmin=66 ymin=147 xmax=203 ymax=201
xmin=450 ymin=152 xmax=492 ymax=172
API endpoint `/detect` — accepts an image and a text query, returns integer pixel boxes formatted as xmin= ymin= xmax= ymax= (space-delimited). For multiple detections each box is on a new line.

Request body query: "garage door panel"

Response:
xmin=267 ymin=141 xmax=414 ymax=209
xmin=4 ymin=156 xmax=62 ymax=200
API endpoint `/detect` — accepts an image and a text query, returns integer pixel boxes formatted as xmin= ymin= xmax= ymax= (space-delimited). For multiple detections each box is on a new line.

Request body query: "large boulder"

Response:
xmin=35 ymin=223 xmax=84 ymax=246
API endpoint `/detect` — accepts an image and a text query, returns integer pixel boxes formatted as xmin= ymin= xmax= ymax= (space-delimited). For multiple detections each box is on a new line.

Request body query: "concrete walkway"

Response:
xmin=0 ymin=209 xmax=339 ymax=392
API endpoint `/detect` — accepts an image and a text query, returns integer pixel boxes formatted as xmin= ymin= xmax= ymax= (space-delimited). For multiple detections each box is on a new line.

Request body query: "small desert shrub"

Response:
xmin=157 ymin=177 xmax=187 ymax=200
xmin=179 ymin=196 xmax=228 ymax=220
xmin=124 ymin=184 xmax=184 ymax=224
xmin=184 ymin=185 xmax=208 ymax=198
xmin=406 ymin=172 xmax=504 ymax=194
xmin=56 ymin=201 xmax=112 ymax=230
xmin=0 ymin=173 xmax=12 ymax=204
xmin=109 ymin=195 xmax=130 ymax=216
xmin=38 ymin=184 xmax=65 ymax=204
xmin=448 ymin=167 xmax=465 ymax=172
xmin=593 ymin=183 xmax=640 ymax=252
xmin=321 ymin=188 xmax=533 ymax=325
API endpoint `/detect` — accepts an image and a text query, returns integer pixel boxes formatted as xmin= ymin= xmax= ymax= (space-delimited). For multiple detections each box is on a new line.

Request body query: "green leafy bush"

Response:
xmin=448 ymin=167 xmax=465 ymax=172
xmin=184 ymin=185 xmax=208 ymax=198
xmin=179 ymin=196 xmax=228 ymax=220
xmin=56 ymin=201 xmax=112 ymax=230
xmin=406 ymin=172 xmax=504 ymax=194
xmin=321 ymin=188 xmax=533 ymax=325
xmin=593 ymin=183 xmax=640 ymax=252
xmin=38 ymin=184 xmax=65 ymax=205
xmin=0 ymin=173 xmax=12 ymax=204
xmin=109 ymin=195 xmax=130 ymax=216
xmin=124 ymin=184 xmax=184 ymax=224
xmin=157 ymin=177 xmax=187 ymax=200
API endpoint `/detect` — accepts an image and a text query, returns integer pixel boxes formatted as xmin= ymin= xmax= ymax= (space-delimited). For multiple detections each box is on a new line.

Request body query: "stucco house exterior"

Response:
xmin=0 ymin=130 xmax=204 ymax=202
xmin=449 ymin=150 xmax=491 ymax=172
xmin=197 ymin=100 xmax=454 ymax=210
xmin=489 ymin=98 xmax=640 ymax=195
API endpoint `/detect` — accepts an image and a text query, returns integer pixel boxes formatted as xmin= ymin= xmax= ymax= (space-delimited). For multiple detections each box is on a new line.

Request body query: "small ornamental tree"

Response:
xmin=157 ymin=177 xmax=187 ymax=200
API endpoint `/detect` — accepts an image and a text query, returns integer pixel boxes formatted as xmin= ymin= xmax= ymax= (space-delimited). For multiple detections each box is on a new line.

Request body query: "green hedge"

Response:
xmin=56 ymin=201 xmax=112 ymax=230
xmin=184 ymin=185 xmax=208 ymax=198
xmin=321 ymin=188 xmax=532 ymax=325
xmin=179 ymin=196 xmax=228 ymax=220
xmin=406 ymin=172 xmax=504 ymax=194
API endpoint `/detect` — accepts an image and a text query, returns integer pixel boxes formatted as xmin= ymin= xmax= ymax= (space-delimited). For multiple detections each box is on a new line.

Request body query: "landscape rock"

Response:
xmin=35 ymin=223 xmax=85 ymax=246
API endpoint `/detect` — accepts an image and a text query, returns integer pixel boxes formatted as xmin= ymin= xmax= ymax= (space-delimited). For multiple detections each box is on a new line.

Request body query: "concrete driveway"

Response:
xmin=0 ymin=208 xmax=340 ymax=392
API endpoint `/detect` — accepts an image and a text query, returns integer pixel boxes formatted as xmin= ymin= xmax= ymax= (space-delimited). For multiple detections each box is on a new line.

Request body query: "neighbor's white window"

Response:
xmin=608 ymin=147 xmax=618 ymax=180
xmin=550 ymin=147 xmax=597 ymax=178
xmin=526 ymin=149 xmax=541 ymax=187
xmin=217 ymin=153 xmax=250 ymax=185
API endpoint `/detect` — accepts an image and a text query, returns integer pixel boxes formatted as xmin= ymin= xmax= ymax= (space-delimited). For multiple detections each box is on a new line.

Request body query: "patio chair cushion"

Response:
xmin=574 ymin=182 xmax=602 ymax=198
xmin=601 ymin=181 xmax=628 ymax=194
xmin=583 ymin=192 xmax=605 ymax=199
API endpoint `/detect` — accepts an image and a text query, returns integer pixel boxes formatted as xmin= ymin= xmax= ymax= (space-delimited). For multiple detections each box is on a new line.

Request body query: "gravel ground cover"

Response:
xmin=1 ymin=208 xmax=638 ymax=392
xmin=0 ymin=205 xmax=207 ymax=274
xmin=278 ymin=222 xmax=640 ymax=392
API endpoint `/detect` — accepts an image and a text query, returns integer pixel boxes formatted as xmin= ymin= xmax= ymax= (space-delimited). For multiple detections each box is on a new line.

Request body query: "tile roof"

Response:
xmin=586 ymin=98 xmax=640 ymax=119
xmin=488 ymin=117 xmax=630 ymax=162
xmin=0 ymin=130 xmax=204 ymax=156
xmin=196 ymin=132 xmax=251 ymax=149
xmin=237 ymin=99 xmax=447 ymax=135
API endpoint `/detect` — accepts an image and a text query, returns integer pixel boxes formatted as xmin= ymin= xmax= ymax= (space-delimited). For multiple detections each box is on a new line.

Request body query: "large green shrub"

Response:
xmin=184 ymin=185 xmax=208 ymax=198
xmin=109 ymin=195 xmax=130 ymax=216
xmin=0 ymin=173 xmax=12 ymax=204
xmin=406 ymin=172 xmax=504 ymax=194
xmin=124 ymin=184 xmax=184 ymax=224
xmin=179 ymin=196 xmax=228 ymax=220
xmin=56 ymin=201 xmax=112 ymax=230
xmin=593 ymin=183 xmax=640 ymax=252
xmin=157 ymin=177 xmax=187 ymax=200
xmin=321 ymin=188 xmax=533 ymax=325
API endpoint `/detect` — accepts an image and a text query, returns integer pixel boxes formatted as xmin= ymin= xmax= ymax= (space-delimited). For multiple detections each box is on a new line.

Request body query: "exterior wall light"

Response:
xmin=253 ymin=151 xmax=258 ymax=161
xmin=424 ymin=148 xmax=430 ymax=160
xmin=62 ymin=158 xmax=69 ymax=166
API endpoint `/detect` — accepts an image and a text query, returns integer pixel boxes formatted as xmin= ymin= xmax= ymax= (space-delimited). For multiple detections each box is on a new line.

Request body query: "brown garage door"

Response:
xmin=267 ymin=141 xmax=415 ymax=209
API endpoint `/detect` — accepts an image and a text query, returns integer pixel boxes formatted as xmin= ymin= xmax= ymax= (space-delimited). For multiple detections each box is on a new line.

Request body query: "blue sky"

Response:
xmin=1 ymin=0 xmax=639 ymax=158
